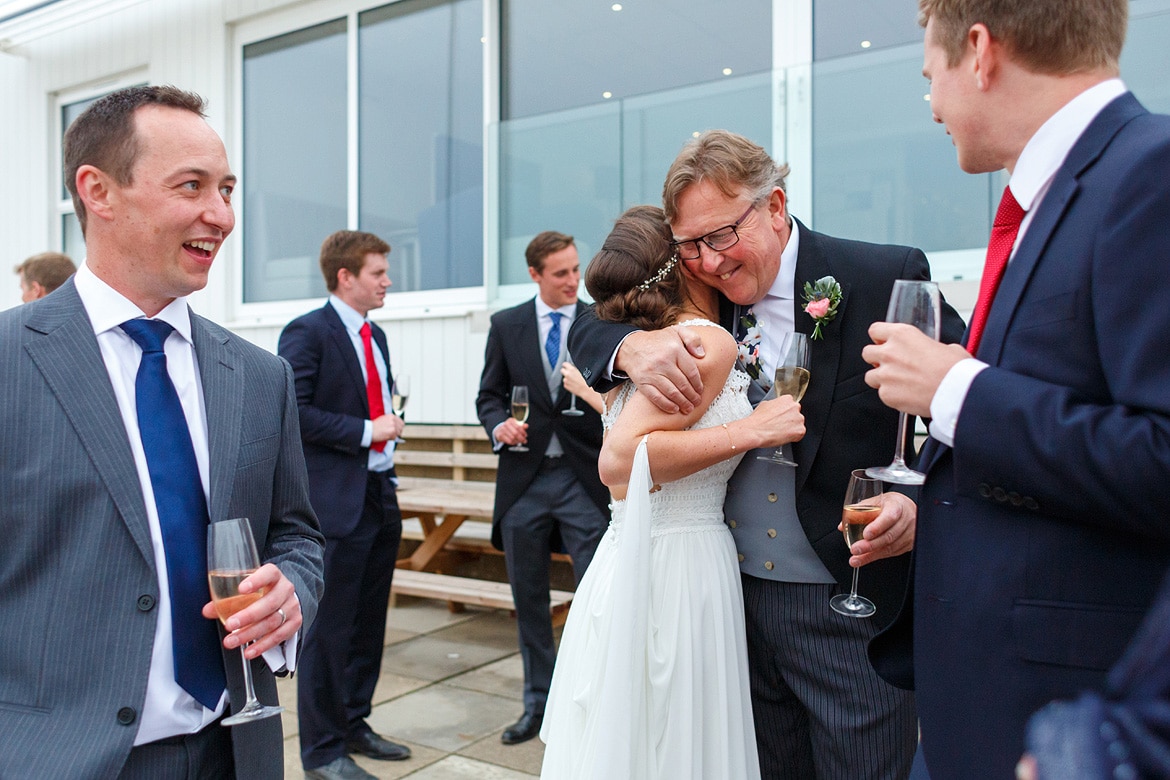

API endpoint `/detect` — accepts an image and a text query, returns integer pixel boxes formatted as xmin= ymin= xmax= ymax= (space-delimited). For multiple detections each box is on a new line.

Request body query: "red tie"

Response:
xmin=966 ymin=186 xmax=1026 ymax=356
xmin=361 ymin=322 xmax=386 ymax=453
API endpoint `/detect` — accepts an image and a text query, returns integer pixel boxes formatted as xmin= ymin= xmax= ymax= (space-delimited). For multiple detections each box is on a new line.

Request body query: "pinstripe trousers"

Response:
xmin=119 ymin=723 xmax=235 ymax=779
xmin=743 ymin=577 xmax=917 ymax=780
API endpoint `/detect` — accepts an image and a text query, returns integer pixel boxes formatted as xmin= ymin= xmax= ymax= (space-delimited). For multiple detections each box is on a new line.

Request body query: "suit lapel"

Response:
xmin=515 ymin=299 xmax=554 ymax=407
xmin=23 ymin=284 xmax=156 ymax=566
xmin=192 ymin=313 xmax=243 ymax=525
xmin=324 ymin=303 xmax=368 ymax=413
xmin=791 ymin=222 xmax=847 ymax=492
xmin=978 ymin=93 xmax=1142 ymax=366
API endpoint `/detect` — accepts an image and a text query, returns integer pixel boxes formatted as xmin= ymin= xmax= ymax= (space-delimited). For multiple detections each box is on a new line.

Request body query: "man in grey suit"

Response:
xmin=0 ymin=85 xmax=324 ymax=779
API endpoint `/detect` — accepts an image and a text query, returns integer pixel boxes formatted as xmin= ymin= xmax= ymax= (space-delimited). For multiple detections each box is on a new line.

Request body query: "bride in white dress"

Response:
xmin=539 ymin=206 xmax=805 ymax=779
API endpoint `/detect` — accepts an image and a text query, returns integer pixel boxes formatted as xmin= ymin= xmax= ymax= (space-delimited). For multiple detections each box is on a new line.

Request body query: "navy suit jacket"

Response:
xmin=475 ymin=298 xmax=609 ymax=550
xmin=278 ymin=302 xmax=394 ymax=539
xmin=871 ymin=93 xmax=1170 ymax=780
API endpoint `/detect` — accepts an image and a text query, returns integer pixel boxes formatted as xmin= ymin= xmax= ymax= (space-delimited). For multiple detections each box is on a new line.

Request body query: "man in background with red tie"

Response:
xmin=279 ymin=230 xmax=411 ymax=780
xmin=863 ymin=1 xmax=1170 ymax=778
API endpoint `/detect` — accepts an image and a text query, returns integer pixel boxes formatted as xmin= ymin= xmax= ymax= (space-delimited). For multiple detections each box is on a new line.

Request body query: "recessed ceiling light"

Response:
xmin=612 ymin=3 xmax=622 ymax=10
xmin=722 ymin=67 xmax=733 ymax=76
xmin=860 ymin=40 xmax=871 ymax=48
xmin=692 ymin=131 xmax=700 ymax=138
xmin=602 ymin=91 xmax=613 ymax=99
xmin=923 ymin=94 xmax=931 ymax=101
xmin=480 ymin=36 xmax=486 ymax=43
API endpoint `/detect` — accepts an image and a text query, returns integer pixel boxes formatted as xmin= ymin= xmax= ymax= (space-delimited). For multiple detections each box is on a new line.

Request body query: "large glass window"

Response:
xmin=242 ymin=20 xmax=347 ymax=303
xmin=359 ymin=0 xmax=484 ymax=292
xmin=499 ymin=0 xmax=773 ymax=286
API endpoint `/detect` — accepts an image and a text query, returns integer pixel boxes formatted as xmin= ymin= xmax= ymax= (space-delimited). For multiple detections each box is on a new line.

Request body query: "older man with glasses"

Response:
xmin=570 ymin=130 xmax=964 ymax=779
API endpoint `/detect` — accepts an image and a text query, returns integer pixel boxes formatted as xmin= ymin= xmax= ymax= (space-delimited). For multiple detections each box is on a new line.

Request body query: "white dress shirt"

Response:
xmin=928 ymin=79 xmax=1128 ymax=446
xmin=746 ymin=218 xmax=801 ymax=379
xmin=328 ymin=295 xmax=396 ymax=471
xmin=74 ymin=262 xmax=294 ymax=744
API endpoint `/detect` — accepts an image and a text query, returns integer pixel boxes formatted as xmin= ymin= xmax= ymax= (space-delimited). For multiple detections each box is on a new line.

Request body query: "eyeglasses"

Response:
xmin=670 ymin=201 xmax=758 ymax=261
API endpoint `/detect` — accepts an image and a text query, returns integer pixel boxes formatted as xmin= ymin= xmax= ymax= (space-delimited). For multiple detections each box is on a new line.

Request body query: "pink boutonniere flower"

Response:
xmin=802 ymin=276 xmax=842 ymax=340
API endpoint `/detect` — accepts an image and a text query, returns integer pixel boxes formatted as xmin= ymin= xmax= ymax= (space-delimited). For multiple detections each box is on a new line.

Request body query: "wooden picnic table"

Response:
xmin=393 ymin=478 xmax=496 ymax=571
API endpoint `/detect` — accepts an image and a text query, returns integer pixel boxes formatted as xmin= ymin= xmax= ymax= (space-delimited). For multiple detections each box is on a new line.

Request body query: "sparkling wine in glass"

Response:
xmin=207 ymin=517 xmax=284 ymax=725
xmin=509 ymin=385 xmax=530 ymax=452
xmin=391 ymin=375 xmax=410 ymax=443
xmin=829 ymin=470 xmax=881 ymax=618
xmin=865 ymin=280 xmax=942 ymax=485
xmin=758 ymin=332 xmax=810 ymax=467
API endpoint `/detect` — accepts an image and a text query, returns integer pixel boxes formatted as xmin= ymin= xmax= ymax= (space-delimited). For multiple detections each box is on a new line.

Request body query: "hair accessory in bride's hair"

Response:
xmin=637 ymin=254 xmax=679 ymax=291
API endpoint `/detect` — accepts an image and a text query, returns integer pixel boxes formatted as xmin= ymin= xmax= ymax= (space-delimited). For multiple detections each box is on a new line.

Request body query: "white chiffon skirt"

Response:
xmin=539 ymin=440 xmax=761 ymax=780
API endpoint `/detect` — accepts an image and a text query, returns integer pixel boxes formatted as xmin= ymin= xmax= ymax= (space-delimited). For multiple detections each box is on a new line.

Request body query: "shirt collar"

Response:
xmin=767 ymin=217 xmax=799 ymax=301
xmin=535 ymin=296 xmax=576 ymax=323
xmin=329 ymin=294 xmax=368 ymax=335
xmin=1011 ymin=79 xmax=1127 ymax=210
xmin=74 ymin=261 xmax=194 ymax=344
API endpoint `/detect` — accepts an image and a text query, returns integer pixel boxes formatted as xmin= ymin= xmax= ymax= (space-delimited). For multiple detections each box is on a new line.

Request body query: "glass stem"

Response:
xmin=848 ymin=567 xmax=861 ymax=601
xmin=892 ymin=412 xmax=910 ymax=467
xmin=239 ymin=644 xmax=260 ymax=708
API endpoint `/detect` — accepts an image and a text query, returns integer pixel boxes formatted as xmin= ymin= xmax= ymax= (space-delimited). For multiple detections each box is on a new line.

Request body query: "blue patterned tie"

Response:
xmin=546 ymin=311 xmax=562 ymax=369
xmin=121 ymin=318 xmax=225 ymax=710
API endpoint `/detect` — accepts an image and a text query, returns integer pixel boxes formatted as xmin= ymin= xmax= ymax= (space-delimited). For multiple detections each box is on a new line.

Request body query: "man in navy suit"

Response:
xmin=475 ymin=231 xmax=611 ymax=746
xmin=279 ymin=231 xmax=410 ymax=780
xmin=864 ymin=1 xmax=1170 ymax=777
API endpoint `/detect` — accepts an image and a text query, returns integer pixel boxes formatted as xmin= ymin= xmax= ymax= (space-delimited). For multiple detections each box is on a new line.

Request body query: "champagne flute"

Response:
xmin=865 ymin=280 xmax=942 ymax=485
xmin=391 ymin=375 xmax=410 ymax=443
xmin=207 ymin=517 xmax=285 ymax=725
xmin=561 ymin=353 xmax=584 ymax=417
xmin=509 ymin=385 xmax=530 ymax=452
xmin=757 ymin=332 xmax=810 ymax=467
xmin=829 ymin=470 xmax=881 ymax=618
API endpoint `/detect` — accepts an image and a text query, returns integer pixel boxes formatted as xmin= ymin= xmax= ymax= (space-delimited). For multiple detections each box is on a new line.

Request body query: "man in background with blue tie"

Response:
xmin=278 ymin=230 xmax=411 ymax=780
xmin=0 ymin=85 xmax=324 ymax=779
xmin=475 ymin=231 xmax=610 ymax=745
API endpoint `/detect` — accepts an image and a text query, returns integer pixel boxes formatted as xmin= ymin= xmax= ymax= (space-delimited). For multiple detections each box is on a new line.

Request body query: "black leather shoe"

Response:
xmin=345 ymin=730 xmax=411 ymax=761
xmin=303 ymin=756 xmax=377 ymax=780
xmin=501 ymin=711 xmax=543 ymax=745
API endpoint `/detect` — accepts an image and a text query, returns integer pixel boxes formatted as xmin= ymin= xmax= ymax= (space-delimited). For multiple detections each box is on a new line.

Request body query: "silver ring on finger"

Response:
xmin=276 ymin=607 xmax=287 ymax=627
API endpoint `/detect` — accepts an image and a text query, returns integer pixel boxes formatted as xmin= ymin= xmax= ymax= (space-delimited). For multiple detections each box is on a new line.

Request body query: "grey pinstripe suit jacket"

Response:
xmin=0 ymin=280 xmax=324 ymax=779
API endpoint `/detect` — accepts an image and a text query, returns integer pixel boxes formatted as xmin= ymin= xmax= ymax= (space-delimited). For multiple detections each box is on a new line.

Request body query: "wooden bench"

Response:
xmin=389 ymin=424 xmax=574 ymax=619
xmin=392 ymin=569 xmax=575 ymax=626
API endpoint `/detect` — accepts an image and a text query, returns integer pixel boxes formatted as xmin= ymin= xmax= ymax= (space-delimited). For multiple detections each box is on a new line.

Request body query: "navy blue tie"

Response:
xmin=121 ymin=318 xmax=225 ymax=709
xmin=546 ymin=312 xmax=562 ymax=370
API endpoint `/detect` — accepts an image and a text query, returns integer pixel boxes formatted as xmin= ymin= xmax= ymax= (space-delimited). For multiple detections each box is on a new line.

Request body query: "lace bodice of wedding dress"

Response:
xmin=601 ymin=319 xmax=753 ymax=527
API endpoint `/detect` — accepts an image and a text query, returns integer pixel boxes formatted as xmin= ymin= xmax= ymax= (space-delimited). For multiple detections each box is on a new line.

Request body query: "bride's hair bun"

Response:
xmin=585 ymin=205 xmax=689 ymax=331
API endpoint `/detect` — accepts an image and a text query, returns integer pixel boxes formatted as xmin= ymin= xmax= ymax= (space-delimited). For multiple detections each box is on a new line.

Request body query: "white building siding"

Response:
xmin=0 ymin=0 xmax=497 ymax=426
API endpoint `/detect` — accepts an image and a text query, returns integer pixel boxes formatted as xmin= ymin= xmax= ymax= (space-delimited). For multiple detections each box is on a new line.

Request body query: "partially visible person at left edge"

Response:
xmin=279 ymin=230 xmax=412 ymax=780
xmin=0 ymin=85 xmax=324 ymax=779
xmin=14 ymin=250 xmax=76 ymax=302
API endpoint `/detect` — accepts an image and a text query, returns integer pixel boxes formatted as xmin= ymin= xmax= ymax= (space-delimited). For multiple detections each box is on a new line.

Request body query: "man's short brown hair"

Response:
xmin=14 ymin=252 xmax=76 ymax=294
xmin=63 ymin=85 xmax=207 ymax=236
xmin=319 ymin=230 xmax=391 ymax=292
xmin=662 ymin=130 xmax=790 ymax=225
xmin=919 ymin=0 xmax=1126 ymax=74
xmin=525 ymin=231 xmax=574 ymax=272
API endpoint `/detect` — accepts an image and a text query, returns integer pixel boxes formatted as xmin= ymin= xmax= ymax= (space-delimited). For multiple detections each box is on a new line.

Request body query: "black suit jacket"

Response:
xmin=278 ymin=302 xmax=394 ymax=539
xmin=475 ymin=299 xmax=609 ymax=549
xmin=570 ymin=219 xmax=964 ymax=625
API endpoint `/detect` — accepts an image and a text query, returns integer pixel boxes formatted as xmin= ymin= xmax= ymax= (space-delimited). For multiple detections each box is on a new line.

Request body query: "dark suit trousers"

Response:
xmin=120 ymin=722 xmax=235 ymax=779
xmin=500 ymin=458 xmax=607 ymax=715
xmin=299 ymin=471 xmax=402 ymax=770
xmin=743 ymin=577 xmax=917 ymax=780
